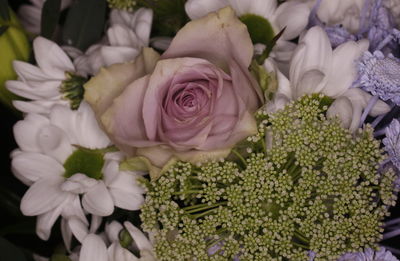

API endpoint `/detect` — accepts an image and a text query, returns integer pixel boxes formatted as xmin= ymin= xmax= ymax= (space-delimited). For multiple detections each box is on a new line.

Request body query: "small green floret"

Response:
xmin=60 ymin=72 xmax=86 ymax=110
xmin=140 ymin=95 xmax=397 ymax=261
xmin=63 ymin=148 xmax=104 ymax=180
xmin=107 ymin=0 xmax=137 ymax=11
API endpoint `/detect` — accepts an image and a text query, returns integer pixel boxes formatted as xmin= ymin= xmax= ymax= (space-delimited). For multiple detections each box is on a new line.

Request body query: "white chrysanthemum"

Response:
xmin=6 ymin=37 xmax=85 ymax=114
xmin=67 ymin=219 xmax=155 ymax=261
xmin=72 ymin=8 xmax=153 ymax=76
xmin=11 ymin=102 xmax=145 ymax=240
xmin=18 ymin=0 xmax=73 ymax=35
xmin=285 ymin=26 xmax=390 ymax=131
xmin=185 ymin=0 xmax=310 ymax=73
xmin=291 ymin=0 xmax=365 ymax=33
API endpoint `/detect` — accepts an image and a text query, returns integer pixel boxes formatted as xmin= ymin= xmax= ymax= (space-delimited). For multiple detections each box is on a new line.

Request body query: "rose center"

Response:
xmin=173 ymin=85 xmax=209 ymax=114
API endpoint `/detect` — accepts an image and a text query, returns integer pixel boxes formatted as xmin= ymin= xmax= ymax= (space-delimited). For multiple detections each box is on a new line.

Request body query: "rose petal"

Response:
xmin=163 ymin=7 xmax=253 ymax=72
xmin=102 ymin=75 xmax=159 ymax=151
xmin=84 ymin=47 xmax=160 ymax=118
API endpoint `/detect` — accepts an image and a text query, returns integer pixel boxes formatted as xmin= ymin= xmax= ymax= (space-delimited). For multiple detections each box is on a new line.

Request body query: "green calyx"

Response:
xmin=60 ymin=72 xmax=87 ymax=110
xmin=240 ymin=14 xmax=275 ymax=47
xmin=119 ymin=229 xmax=134 ymax=249
xmin=140 ymin=95 xmax=397 ymax=261
xmin=63 ymin=147 xmax=105 ymax=180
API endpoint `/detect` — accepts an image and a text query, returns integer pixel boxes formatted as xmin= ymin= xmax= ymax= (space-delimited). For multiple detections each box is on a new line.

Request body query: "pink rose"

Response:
xmin=84 ymin=7 xmax=262 ymax=169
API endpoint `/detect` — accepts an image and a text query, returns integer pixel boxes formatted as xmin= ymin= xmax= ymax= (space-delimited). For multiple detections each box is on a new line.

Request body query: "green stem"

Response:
xmin=291 ymin=241 xmax=310 ymax=250
xmin=184 ymin=202 xmax=227 ymax=214
xmin=231 ymin=149 xmax=247 ymax=167
xmin=191 ymin=208 xmax=219 ymax=219
xmin=182 ymin=202 xmax=226 ymax=211
xmin=294 ymin=230 xmax=310 ymax=244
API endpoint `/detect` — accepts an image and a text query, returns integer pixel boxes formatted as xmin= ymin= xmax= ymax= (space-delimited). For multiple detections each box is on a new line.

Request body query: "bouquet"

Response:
xmin=1 ymin=0 xmax=400 ymax=260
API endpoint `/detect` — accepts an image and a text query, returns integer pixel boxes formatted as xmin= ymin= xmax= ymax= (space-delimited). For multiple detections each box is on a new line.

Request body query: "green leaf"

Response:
xmin=0 ymin=237 xmax=28 ymax=261
xmin=0 ymin=25 xmax=8 ymax=36
xmin=0 ymin=221 xmax=36 ymax=236
xmin=41 ymin=0 xmax=62 ymax=40
xmin=62 ymin=0 xmax=107 ymax=51
xmin=256 ymin=27 xmax=286 ymax=65
xmin=0 ymin=185 xmax=22 ymax=218
xmin=0 ymin=0 xmax=10 ymax=22
xmin=63 ymin=148 xmax=105 ymax=179
xmin=138 ymin=0 xmax=189 ymax=37
xmin=239 ymin=14 xmax=275 ymax=46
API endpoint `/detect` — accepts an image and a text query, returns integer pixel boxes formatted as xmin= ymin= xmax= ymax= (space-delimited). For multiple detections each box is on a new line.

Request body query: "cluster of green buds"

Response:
xmin=107 ymin=0 xmax=137 ymax=11
xmin=140 ymin=95 xmax=398 ymax=261
xmin=0 ymin=6 xmax=30 ymax=109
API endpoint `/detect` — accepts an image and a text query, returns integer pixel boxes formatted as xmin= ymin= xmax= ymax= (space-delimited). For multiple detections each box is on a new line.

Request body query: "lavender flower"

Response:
xmin=338 ymin=248 xmax=399 ymax=261
xmin=356 ymin=51 xmax=400 ymax=105
xmin=383 ymin=119 xmax=400 ymax=170
xmin=309 ymin=0 xmax=396 ymax=52
xmin=361 ymin=0 xmax=395 ymax=51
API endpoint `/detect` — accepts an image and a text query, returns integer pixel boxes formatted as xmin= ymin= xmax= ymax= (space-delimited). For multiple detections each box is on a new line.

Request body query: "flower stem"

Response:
xmin=231 ymin=149 xmax=247 ymax=167
xmin=359 ymin=96 xmax=379 ymax=128
xmin=184 ymin=202 xmax=227 ymax=214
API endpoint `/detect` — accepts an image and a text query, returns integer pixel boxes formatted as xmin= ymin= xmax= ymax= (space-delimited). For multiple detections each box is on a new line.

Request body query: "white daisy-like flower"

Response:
xmin=73 ymin=8 xmax=153 ymax=76
xmin=285 ymin=26 xmax=390 ymax=131
xmin=18 ymin=0 xmax=73 ymax=35
xmin=185 ymin=0 xmax=311 ymax=74
xmin=67 ymin=218 xmax=155 ymax=261
xmin=6 ymin=37 xmax=86 ymax=114
xmin=11 ymin=102 xmax=145 ymax=240
xmin=292 ymin=0 xmax=365 ymax=33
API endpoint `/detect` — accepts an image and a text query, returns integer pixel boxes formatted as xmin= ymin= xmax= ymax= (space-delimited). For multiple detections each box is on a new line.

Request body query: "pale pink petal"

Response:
xmin=274 ymin=2 xmax=310 ymax=40
xmin=68 ymin=217 xmax=89 ymax=243
xmin=12 ymin=152 xmax=64 ymax=184
xmin=84 ymin=47 xmax=160 ymax=117
xmin=33 ymin=37 xmax=74 ymax=78
xmin=105 ymin=221 xmax=123 ymax=242
xmin=185 ymin=0 xmax=228 ymax=19
xmin=80 ymin=234 xmax=108 ymax=261
xmin=82 ymin=182 xmax=114 ymax=216
xmin=36 ymin=197 xmax=71 ymax=240
xmin=163 ymin=7 xmax=253 ymax=72
xmin=323 ymin=40 xmax=369 ymax=98
xmin=20 ymin=176 xmax=67 ymax=216
xmin=13 ymin=113 xmax=49 ymax=152
xmin=124 ymin=222 xmax=153 ymax=251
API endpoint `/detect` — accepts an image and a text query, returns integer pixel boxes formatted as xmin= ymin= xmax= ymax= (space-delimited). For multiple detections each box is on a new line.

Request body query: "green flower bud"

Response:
xmin=0 ymin=8 xmax=30 ymax=109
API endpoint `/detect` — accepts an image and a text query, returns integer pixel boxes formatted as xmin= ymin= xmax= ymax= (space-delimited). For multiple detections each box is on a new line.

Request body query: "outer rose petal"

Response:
xmin=163 ymin=7 xmax=253 ymax=73
xmin=102 ymin=75 xmax=160 ymax=149
xmin=84 ymin=48 xmax=160 ymax=117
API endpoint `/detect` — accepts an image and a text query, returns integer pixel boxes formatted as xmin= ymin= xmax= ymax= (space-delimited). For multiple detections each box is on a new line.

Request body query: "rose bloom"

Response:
xmin=84 ymin=7 xmax=262 ymax=170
